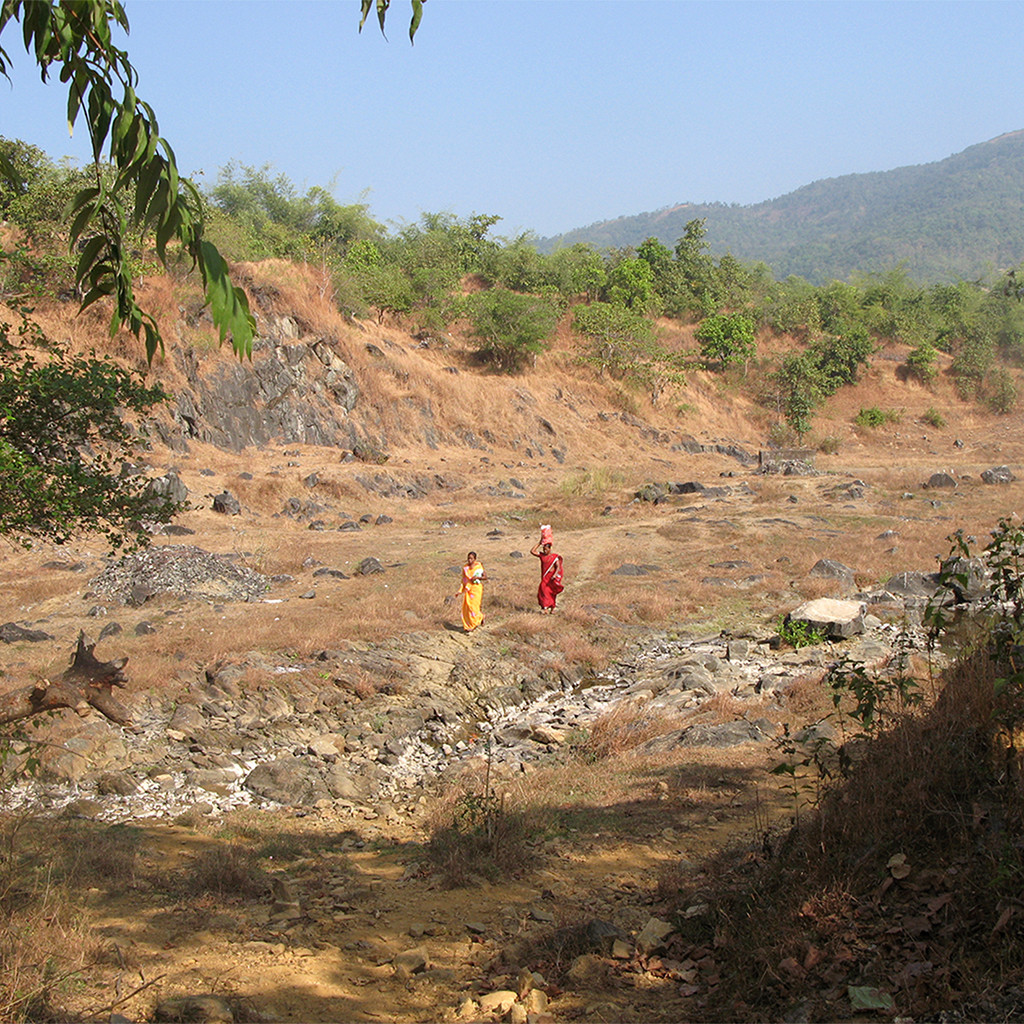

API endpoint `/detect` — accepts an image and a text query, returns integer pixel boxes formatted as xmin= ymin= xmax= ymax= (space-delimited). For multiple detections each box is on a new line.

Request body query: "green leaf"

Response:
xmin=848 ymin=986 xmax=894 ymax=1011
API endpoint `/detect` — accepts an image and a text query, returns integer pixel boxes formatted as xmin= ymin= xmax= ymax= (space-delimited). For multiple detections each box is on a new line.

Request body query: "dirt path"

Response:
xmin=56 ymin=743 xmax=791 ymax=1023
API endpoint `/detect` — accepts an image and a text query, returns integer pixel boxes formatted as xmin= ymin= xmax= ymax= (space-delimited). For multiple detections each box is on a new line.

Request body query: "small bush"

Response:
xmin=427 ymin=755 xmax=540 ymax=887
xmin=984 ymin=366 xmax=1018 ymax=414
xmin=351 ymin=439 xmax=389 ymax=464
xmin=572 ymin=700 xmax=682 ymax=760
xmin=817 ymin=434 xmax=841 ymax=454
xmin=176 ymin=843 xmax=271 ymax=899
xmin=921 ymin=406 xmax=946 ymax=428
xmin=778 ymin=615 xmax=826 ymax=649
xmin=854 ymin=406 xmax=901 ymax=428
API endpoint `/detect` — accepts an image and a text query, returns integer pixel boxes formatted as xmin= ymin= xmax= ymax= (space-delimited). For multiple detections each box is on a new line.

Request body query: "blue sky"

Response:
xmin=2 ymin=1 xmax=1022 ymax=239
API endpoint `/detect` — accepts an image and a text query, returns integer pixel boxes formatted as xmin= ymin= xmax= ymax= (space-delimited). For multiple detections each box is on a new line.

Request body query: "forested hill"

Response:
xmin=542 ymin=131 xmax=1024 ymax=284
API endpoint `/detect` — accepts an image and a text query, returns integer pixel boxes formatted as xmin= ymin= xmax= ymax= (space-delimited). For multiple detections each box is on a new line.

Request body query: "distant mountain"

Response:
xmin=541 ymin=132 xmax=1024 ymax=284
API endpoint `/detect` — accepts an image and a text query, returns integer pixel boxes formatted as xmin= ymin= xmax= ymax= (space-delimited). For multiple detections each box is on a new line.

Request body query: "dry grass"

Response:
xmin=426 ymin=761 xmax=543 ymax=887
xmin=662 ymin=633 xmax=1024 ymax=1022
xmin=577 ymin=700 xmax=685 ymax=759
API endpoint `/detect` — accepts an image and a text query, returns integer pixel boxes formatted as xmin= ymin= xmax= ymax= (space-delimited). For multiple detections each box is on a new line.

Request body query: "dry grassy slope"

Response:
xmin=4 ymin=265 xmax=1024 ymax=692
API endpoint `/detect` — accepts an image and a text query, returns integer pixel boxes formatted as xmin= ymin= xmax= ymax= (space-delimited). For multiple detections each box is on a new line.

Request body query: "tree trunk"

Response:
xmin=0 ymin=632 xmax=131 ymax=727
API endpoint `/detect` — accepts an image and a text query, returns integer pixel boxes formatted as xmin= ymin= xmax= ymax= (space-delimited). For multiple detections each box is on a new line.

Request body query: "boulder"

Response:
xmin=982 ymin=465 xmax=1016 ymax=485
xmin=787 ymin=597 xmax=866 ymax=639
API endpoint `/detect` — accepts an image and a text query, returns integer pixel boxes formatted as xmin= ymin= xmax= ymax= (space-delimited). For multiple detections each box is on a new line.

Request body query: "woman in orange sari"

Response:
xmin=460 ymin=551 xmax=488 ymax=632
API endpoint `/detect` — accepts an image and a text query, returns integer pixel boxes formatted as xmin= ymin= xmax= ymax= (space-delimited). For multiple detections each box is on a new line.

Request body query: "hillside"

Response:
xmin=2 ymin=272 xmax=1024 ymax=1022
xmin=542 ymin=131 xmax=1024 ymax=284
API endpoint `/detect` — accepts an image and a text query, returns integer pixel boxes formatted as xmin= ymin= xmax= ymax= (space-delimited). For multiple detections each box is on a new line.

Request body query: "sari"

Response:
xmin=537 ymin=551 xmax=564 ymax=610
xmin=460 ymin=559 xmax=485 ymax=631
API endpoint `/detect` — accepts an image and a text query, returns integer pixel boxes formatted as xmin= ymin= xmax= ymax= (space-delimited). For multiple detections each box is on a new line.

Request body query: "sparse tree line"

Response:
xmin=9 ymin=147 xmax=1021 ymax=430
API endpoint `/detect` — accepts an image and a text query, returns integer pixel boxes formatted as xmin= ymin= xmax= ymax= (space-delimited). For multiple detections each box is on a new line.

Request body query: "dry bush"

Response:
xmin=173 ymin=843 xmax=271 ymax=899
xmin=0 ymin=879 xmax=99 ymax=1022
xmin=426 ymin=764 xmax=542 ymax=887
xmin=669 ymin=639 xmax=1024 ymax=1022
xmin=55 ymin=823 xmax=140 ymax=888
xmin=577 ymin=700 xmax=684 ymax=760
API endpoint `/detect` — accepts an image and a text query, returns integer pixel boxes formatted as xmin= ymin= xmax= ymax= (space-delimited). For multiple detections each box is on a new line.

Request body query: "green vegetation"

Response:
xmin=696 ymin=311 xmax=755 ymax=369
xmin=854 ymin=406 xmax=901 ymax=428
xmin=467 ymin=287 xmax=559 ymax=372
xmin=0 ymin=310 xmax=178 ymax=549
xmin=6 ymin=137 xmax=1024 ymax=439
xmin=777 ymin=615 xmax=826 ymax=649
xmin=677 ymin=522 xmax=1024 ymax=1020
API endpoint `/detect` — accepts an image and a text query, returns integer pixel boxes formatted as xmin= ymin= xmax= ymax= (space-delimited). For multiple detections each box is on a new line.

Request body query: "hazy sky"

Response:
xmin=2 ymin=1 xmax=1022 ymax=238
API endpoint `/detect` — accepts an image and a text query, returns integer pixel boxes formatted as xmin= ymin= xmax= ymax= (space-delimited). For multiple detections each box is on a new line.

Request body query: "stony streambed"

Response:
xmin=3 ymin=623 xmax=913 ymax=824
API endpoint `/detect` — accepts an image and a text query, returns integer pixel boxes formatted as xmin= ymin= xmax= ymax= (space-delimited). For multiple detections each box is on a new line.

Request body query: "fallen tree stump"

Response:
xmin=0 ymin=632 xmax=130 ymax=727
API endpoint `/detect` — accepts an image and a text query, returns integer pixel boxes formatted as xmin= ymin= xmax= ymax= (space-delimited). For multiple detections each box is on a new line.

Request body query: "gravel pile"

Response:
xmin=91 ymin=545 xmax=268 ymax=605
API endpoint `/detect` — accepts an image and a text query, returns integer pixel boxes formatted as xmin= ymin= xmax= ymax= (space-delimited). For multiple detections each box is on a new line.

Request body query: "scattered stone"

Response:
xmin=91 ymin=546 xmax=268 ymax=605
xmin=610 ymin=563 xmax=660 ymax=576
xmin=356 ymin=557 xmax=385 ymax=575
xmin=924 ymin=471 xmax=957 ymax=490
xmin=808 ymin=558 xmax=855 ymax=586
xmin=477 ymin=990 xmax=517 ymax=1015
xmin=392 ymin=947 xmax=428 ymax=975
xmin=982 ymin=465 xmax=1016 ymax=484
xmin=154 ymin=995 xmax=234 ymax=1023
xmin=636 ymin=916 xmax=675 ymax=953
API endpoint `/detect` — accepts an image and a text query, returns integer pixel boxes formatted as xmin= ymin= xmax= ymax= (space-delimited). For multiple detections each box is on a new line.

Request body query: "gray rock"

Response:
xmin=924 ymin=471 xmax=957 ymax=489
xmin=0 ymin=622 xmax=54 ymax=643
xmin=212 ymin=490 xmax=241 ymax=515
xmin=635 ymin=916 xmax=675 ymax=953
xmin=787 ymin=597 xmax=866 ymax=639
xmin=154 ymin=995 xmax=234 ymax=1023
xmin=244 ymin=757 xmax=330 ymax=806
xmin=982 ymin=465 xmax=1016 ymax=484
xmin=808 ymin=558 xmax=855 ymax=584
xmin=145 ymin=471 xmax=188 ymax=506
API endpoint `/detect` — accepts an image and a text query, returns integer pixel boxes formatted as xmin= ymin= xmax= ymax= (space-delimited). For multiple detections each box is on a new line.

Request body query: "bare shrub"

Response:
xmin=56 ymin=823 xmax=139 ymax=888
xmin=576 ymin=700 xmax=684 ymax=760
xmin=427 ymin=759 xmax=541 ymax=888
xmin=175 ymin=843 xmax=271 ymax=899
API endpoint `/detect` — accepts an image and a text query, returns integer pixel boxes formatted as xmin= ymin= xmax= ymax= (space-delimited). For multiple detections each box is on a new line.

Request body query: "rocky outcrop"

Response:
xmin=164 ymin=337 xmax=361 ymax=452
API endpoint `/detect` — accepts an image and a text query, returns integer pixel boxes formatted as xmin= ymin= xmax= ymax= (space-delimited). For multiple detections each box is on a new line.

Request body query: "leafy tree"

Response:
xmin=467 ymin=288 xmax=559 ymax=372
xmin=696 ymin=312 xmax=756 ymax=370
xmin=545 ymin=242 xmax=605 ymax=301
xmin=906 ymin=340 xmax=939 ymax=384
xmin=488 ymin=234 xmax=545 ymax=292
xmin=604 ymin=256 xmax=654 ymax=311
xmin=764 ymin=276 xmax=822 ymax=336
xmin=672 ymin=218 xmax=718 ymax=315
xmin=813 ymin=320 xmax=874 ymax=391
xmin=573 ymin=300 xmax=685 ymax=402
xmin=774 ymin=351 xmax=824 ymax=438
xmin=0 ymin=310 xmax=178 ymax=549
xmin=983 ymin=366 xmax=1018 ymax=414
xmin=0 ymin=1 xmax=255 ymax=359
xmin=951 ymin=328 xmax=995 ymax=400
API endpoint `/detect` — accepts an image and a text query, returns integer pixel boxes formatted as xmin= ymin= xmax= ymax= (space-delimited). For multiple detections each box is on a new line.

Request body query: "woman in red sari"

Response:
xmin=530 ymin=539 xmax=563 ymax=614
